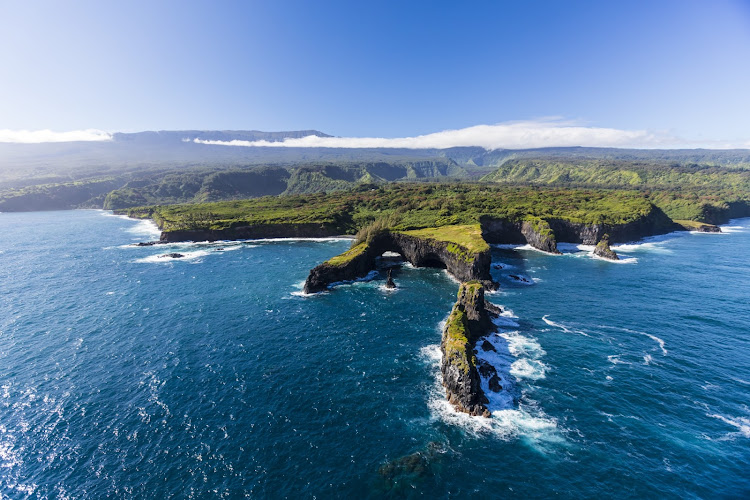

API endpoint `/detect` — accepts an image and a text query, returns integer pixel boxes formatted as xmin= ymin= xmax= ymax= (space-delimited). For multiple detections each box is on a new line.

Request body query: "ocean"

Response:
xmin=0 ymin=210 xmax=748 ymax=498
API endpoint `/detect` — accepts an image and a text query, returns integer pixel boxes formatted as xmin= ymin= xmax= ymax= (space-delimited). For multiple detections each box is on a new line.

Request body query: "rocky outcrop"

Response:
xmin=303 ymin=231 xmax=496 ymax=293
xmin=694 ymin=223 xmax=721 ymax=233
xmin=479 ymin=216 xmax=561 ymax=254
xmin=385 ymin=269 xmax=396 ymax=289
xmin=593 ymin=234 xmax=619 ymax=261
xmin=440 ymin=281 xmax=499 ymax=417
xmin=160 ymin=222 xmax=341 ymax=242
xmin=521 ymin=219 xmax=561 ymax=254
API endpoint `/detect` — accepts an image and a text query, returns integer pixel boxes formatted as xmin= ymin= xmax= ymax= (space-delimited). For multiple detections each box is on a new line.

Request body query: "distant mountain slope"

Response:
xmin=1 ymin=128 xmax=750 ymax=212
xmin=480 ymin=157 xmax=750 ymax=222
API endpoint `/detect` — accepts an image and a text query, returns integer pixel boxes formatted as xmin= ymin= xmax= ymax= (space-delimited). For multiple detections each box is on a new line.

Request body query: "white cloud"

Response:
xmin=192 ymin=120 xmax=750 ymax=150
xmin=0 ymin=129 xmax=112 ymax=143
xmin=191 ymin=120 xmax=669 ymax=150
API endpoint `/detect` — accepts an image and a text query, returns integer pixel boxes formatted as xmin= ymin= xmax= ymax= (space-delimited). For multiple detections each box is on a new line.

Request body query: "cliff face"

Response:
xmin=440 ymin=281 xmax=498 ymax=418
xmin=480 ymin=206 xmax=679 ymax=253
xmin=303 ymin=231 xmax=495 ymax=293
xmin=521 ymin=220 xmax=561 ymax=254
xmin=160 ymin=223 xmax=341 ymax=243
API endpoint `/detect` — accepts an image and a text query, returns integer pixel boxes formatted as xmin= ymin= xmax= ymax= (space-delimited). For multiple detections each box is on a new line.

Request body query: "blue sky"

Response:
xmin=1 ymin=0 xmax=749 ymax=146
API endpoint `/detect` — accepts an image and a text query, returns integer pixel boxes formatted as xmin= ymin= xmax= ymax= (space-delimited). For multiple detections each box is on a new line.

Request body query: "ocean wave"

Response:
xmin=591 ymin=253 xmax=639 ymax=264
xmin=719 ymin=224 xmax=746 ymax=234
xmin=510 ymin=358 xmax=548 ymax=381
xmin=125 ymin=219 xmax=162 ymax=240
xmin=542 ymin=316 xmax=591 ymax=337
xmin=707 ymin=413 xmax=750 ymax=440
xmin=597 ymin=325 xmax=667 ymax=355
xmin=607 ymin=355 xmax=630 ymax=365
xmin=327 ymin=270 xmax=380 ymax=289
xmin=611 ymin=232 xmax=684 ymax=253
xmin=421 ymin=343 xmax=562 ymax=449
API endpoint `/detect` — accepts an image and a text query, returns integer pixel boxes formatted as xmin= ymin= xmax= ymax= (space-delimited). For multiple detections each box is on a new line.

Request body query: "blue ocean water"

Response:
xmin=0 ymin=210 xmax=748 ymax=499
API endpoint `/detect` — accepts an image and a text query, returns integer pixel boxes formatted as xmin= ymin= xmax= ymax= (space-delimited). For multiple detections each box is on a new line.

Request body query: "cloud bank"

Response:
xmin=0 ymin=129 xmax=112 ymax=143
xmin=192 ymin=120 xmax=750 ymax=150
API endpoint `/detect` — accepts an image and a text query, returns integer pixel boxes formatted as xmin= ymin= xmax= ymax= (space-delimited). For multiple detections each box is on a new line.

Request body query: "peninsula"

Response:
xmin=117 ymin=182 xmax=743 ymax=416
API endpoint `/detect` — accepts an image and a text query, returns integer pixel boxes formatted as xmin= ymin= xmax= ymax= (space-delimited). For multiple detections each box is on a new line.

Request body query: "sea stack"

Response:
xmin=385 ymin=268 xmax=396 ymax=289
xmin=440 ymin=281 xmax=500 ymax=417
xmin=594 ymin=234 xmax=619 ymax=261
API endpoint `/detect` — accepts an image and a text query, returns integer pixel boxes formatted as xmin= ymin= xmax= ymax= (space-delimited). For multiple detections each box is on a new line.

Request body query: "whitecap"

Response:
xmin=607 ymin=355 xmax=630 ymax=365
xmin=501 ymin=331 xmax=546 ymax=359
xmin=597 ymin=325 xmax=667 ymax=355
xmin=707 ymin=413 xmax=750 ymax=439
xmin=510 ymin=358 xmax=548 ymax=380
xmin=125 ymin=219 xmax=162 ymax=240
xmin=542 ymin=316 xmax=591 ymax=337
xmin=719 ymin=225 xmax=746 ymax=234
xmin=643 ymin=354 xmax=653 ymax=365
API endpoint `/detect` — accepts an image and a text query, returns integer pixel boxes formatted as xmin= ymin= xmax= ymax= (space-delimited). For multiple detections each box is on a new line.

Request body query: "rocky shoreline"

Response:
xmin=131 ymin=209 xmax=714 ymax=417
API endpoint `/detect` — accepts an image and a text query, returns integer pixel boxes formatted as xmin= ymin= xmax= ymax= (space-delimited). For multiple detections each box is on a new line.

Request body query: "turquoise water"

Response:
xmin=0 ymin=210 xmax=748 ymax=498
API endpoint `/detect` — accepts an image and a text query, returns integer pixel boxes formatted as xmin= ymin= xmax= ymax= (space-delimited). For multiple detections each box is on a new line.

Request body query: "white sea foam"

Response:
xmin=135 ymin=250 xmax=212 ymax=264
xmin=378 ymin=284 xmax=400 ymax=293
xmin=126 ymin=219 xmax=162 ymax=240
xmin=643 ymin=354 xmax=653 ymax=365
xmin=707 ymin=413 xmax=750 ymax=439
xmin=510 ymin=359 xmax=548 ymax=380
xmin=611 ymin=232 xmax=684 ymax=253
xmin=607 ymin=355 xmax=630 ymax=365
xmin=501 ymin=331 xmax=546 ymax=359
xmin=719 ymin=225 xmax=746 ymax=234
xmin=421 ymin=342 xmax=562 ymax=449
xmin=591 ymin=253 xmax=639 ymax=264
xmin=542 ymin=316 xmax=591 ymax=337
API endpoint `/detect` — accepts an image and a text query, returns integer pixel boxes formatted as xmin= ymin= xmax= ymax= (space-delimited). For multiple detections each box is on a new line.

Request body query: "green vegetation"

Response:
xmin=442 ymin=307 xmax=474 ymax=375
xmin=480 ymin=157 xmax=750 ymax=223
xmin=673 ymin=219 xmax=719 ymax=231
xmin=120 ymin=183 xmax=673 ymax=235
xmin=325 ymin=242 xmax=368 ymax=267
xmin=524 ymin=216 xmax=554 ymax=237
xmin=400 ymin=225 xmax=488 ymax=262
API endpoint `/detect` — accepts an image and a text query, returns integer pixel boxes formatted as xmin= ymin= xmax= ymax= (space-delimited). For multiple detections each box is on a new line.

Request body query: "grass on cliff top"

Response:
xmin=325 ymin=242 xmax=368 ymax=267
xmin=673 ymin=219 xmax=718 ymax=230
xmin=400 ymin=224 xmax=488 ymax=255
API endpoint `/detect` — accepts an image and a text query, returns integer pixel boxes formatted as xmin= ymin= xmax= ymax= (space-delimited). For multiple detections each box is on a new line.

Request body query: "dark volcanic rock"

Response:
xmin=695 ymin=223 xmax=721 ymax=233
xmin=440 ymin=281 xmax=500 ymax=418
xmin=593 ymin=234 xmax=619 ymax=261
xmin=509 ymin=274 xmax=531 ymax=283
xmin=481 ymin=340 xmax=496 ymax=352
xmin=488 ymin=375 xmax=503 ymax=392
xmin=136 ymin=241 xmax=164 ymax=246
xmin=478 ymin=360 xmax=497 ymax=378
xmin=521 ymin=220 xmax=561 ymax=254
xmin=385 ymin=268 xmax=396 ymax=289
xmin=159 ymin=253 xmax=185 ymax=259
xmin=303 ymin=231 xmax=496 ymax=294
